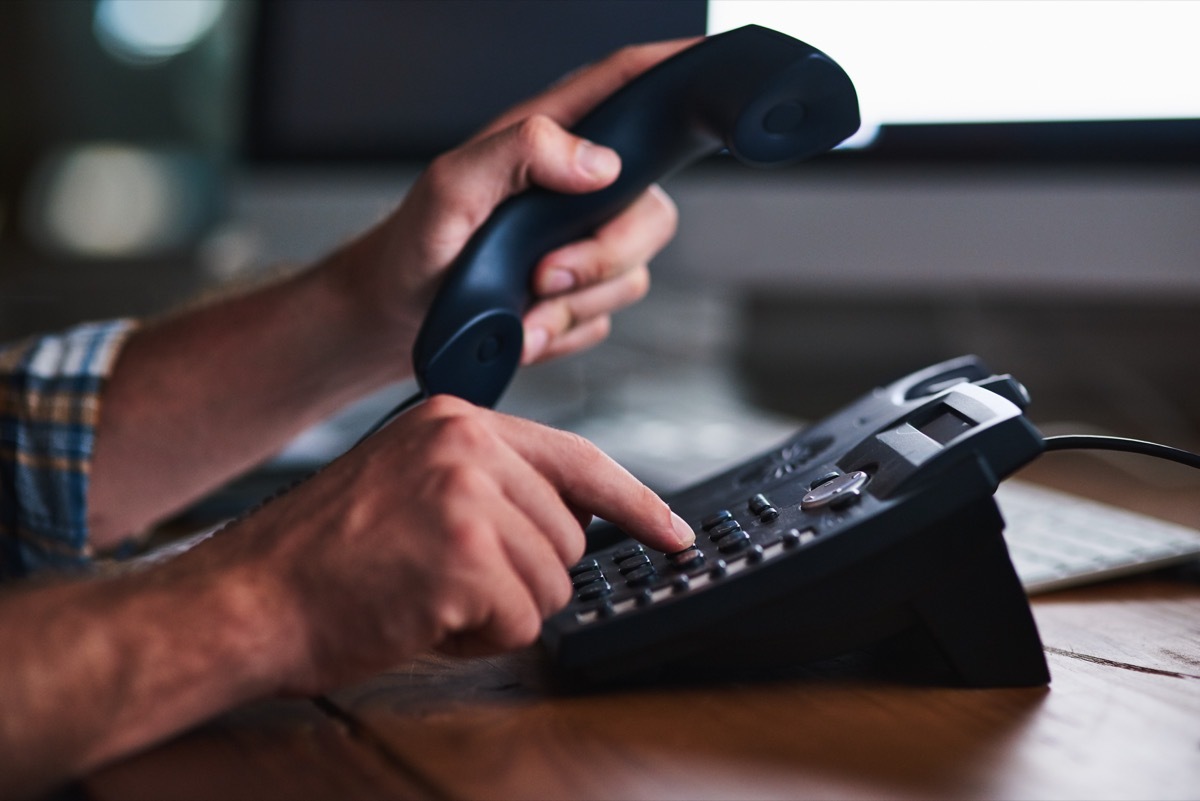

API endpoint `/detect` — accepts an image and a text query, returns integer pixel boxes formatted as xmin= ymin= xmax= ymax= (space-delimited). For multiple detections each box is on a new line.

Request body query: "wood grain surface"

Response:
xmin=79 ymin=464 xmax=1200 ymax=800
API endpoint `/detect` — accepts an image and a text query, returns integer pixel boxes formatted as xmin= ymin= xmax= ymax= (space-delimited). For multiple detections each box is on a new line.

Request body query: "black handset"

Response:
xmin=412 ymin=25 xmax=860 ymax=407
xmin=542 ymin=357 xmax=1052 ymax=688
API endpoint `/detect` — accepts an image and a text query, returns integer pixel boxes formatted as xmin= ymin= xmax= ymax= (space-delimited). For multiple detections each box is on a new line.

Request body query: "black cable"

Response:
xmin=353 ymin=389 xmax=428 ymax=447
xmin=1043 ymin=434 xmax=1200 ymax=471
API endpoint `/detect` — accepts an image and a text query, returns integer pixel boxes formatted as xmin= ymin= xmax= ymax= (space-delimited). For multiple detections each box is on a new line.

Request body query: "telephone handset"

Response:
xmin=412 ymin=25 xmax=860 ymax=407
xmin=541 ymin=356 xmax=1052 ymax=688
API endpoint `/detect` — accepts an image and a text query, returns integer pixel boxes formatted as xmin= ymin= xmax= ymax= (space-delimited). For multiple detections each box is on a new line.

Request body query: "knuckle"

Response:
xmin=513 ymin=114 xmax=560 ymax=154
xmin=430 ymin=588 xmax=476 ymax=637
xmin=573 ymin=253 xmax=609 ymax=285
xmin=419 ymin=153 xmax=460 ymax=200
xmin=435 ymin=523 xmax=495 ymax=582
xmin=424 ymin=406 xmax=492 ymax=453
xmin=433 ymin=463 xmax=495 ymax=509
xmin=420 ymin=393 xmax=474 ymax=422
xmin=412 ymin=155 xmax=492 ymax=239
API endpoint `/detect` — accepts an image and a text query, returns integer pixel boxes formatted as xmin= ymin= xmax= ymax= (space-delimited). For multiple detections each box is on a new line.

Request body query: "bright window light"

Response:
xmin=709 ymin=0 xmax=1200 ymax=147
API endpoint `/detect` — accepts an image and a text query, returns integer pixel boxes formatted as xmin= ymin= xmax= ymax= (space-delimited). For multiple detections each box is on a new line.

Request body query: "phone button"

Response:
xmin=668 ymin=546 xmax=704 ymax=570
xmin=747 ymin=494 xmax=773 ymax=514
xmin=801 ymin=470 xmax=869 ymax=510
xmin=708 ymin=520 xmax=742 ymax=541
xmin=701 ymin=510 xmax=734 ymax=530
xmin=624 ymin=564 xmax=657 ymax=586
xmin=571 ymin=569 xmax=604 ymax=587
xmin=618 ymin=553 xmax=652 ymax=573
xmin=577 ymin=581 xmax=613 ymax=602
xmin=612 ymin=544 xmax=645 ymax=562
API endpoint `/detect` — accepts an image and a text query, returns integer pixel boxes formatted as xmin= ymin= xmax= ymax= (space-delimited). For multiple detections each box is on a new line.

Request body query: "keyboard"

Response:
xmin=996 ymin=480 xmax=1200 ymax=594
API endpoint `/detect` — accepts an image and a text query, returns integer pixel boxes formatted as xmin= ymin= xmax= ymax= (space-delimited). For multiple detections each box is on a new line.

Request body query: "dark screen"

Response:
xmin=245 ymin=0 xmax=706 ymax=162
xmin=244 ymin=0 xmax=1199 ymax=166
xmin=916 ymin=405 xmax=975 ymax=447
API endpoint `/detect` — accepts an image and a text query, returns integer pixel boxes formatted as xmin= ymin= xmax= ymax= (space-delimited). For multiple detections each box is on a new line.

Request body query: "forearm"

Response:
xmin=0 ymin=374 xmax=696 ymax=797
xmin=0 ymin=558 xmax=292 ymax=799
xmin=88 ymin=255 xmax=406 ymax=546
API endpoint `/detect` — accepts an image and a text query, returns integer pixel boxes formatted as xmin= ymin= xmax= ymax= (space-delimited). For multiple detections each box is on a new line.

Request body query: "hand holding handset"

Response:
xmin=412 ymin=25 xmax=861 ymax=407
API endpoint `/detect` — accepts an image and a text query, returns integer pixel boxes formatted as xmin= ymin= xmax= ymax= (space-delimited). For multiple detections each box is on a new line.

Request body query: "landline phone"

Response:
xmin=401 ymin=27 xmax=1053 ymax=687
xmin=541 ymin=355 xmax=1051 ymax=688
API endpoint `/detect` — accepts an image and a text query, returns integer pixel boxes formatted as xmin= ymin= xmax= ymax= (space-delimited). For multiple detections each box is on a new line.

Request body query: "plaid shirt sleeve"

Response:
xmin=0 ymin=320 xmax=136 ymax=581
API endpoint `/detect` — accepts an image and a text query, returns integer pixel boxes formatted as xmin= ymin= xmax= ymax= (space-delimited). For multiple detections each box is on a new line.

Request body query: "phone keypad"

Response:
xmin=569 ymin=491 xmax=812 ymax=623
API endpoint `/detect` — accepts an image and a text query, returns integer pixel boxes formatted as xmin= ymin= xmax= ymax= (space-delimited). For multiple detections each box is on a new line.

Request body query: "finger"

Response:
xmin=437 ymin=565 xmax=545 ymax=658
xmin=436 ymin=499 xmax=574 ymax=657
xmin=523 ymin=264 xmax=648 ymax=363
xmin=568 ymin=502 xmax=595 ymax=531
xmin=475 ymin=39 xmax=701 ymax=139
xmin=493 ymin=415 xmax=696 ymax=553
xmin=533 ymin=185 xmax=677 ymax=296
xmin=494 ymin=501 xmax=576 ymax=618
xmin=408 ymin=397 xmax=589 ymax=566
xmin=430 ymin=491 xmax=551 ymax=656
xmin=424 ymin=115 xmax=621 ymax=240
xmin=526 ymin=261 xmax=648 ymax=336
xmin=523 ymin=315 xmax=611 ymax=366
xmin=490 ymin=445 xmax=591 ymax=567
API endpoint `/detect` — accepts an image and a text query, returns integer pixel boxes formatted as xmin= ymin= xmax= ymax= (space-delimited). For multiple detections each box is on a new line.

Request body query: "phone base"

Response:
xmin=541 ymin=356 xmax=1051 ymax=690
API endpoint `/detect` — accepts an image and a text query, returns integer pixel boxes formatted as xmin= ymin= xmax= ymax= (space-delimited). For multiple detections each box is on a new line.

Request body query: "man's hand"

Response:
xmin=9 ymin=38 xmax=708 ymax=797
xmin=87 ymin=38 xmax=698 ymax=551
xmin=328 ymin=38 xmax=697 ymax=367
xmin=199 ymin=395 xmax=695 ymax=694
xmin=4 ymin=397 xmax=695 ymax=796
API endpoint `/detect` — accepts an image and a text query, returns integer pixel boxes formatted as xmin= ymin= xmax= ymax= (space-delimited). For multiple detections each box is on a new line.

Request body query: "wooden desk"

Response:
xmin=78 ymin=462 xmax=1200 ymax=800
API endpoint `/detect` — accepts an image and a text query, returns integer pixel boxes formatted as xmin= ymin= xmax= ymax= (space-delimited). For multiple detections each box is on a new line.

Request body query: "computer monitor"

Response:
xmin=236 ymin=0 xmax=1200 ymax=314
xmin=245 ymin=0 xmax=1199 ymax=165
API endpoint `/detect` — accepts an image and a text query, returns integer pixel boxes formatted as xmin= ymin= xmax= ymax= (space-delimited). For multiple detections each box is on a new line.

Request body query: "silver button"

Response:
xmin=801 ymin=471 xmax=870 ymax=510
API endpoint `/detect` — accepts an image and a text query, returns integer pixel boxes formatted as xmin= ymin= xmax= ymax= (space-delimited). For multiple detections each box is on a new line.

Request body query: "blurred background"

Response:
xmin=2 ymin=0 xmax=1199 ymax=491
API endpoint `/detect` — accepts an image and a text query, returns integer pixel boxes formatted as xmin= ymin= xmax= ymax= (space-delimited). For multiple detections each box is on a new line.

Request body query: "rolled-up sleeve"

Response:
xmin=0 ymin=320 xmax=136 ymax=580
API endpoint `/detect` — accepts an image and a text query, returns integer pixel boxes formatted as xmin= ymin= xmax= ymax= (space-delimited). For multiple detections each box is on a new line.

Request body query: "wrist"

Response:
xmin=148 ymin=537 xmax=310 ymax=698
xmin=310 ymin=232 xmax=423 ymax=384
xmin=40 ymin=555 xmax=300 ymax=776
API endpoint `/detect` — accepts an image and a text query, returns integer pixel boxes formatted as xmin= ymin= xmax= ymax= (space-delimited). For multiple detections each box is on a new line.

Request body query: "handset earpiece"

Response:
xmin=412 ymin=24 xmax=860 ymax=407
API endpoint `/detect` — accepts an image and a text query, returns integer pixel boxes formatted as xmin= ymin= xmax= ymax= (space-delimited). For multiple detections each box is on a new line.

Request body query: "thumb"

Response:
xmin=427 ymin=114 xmax=621 ymax=234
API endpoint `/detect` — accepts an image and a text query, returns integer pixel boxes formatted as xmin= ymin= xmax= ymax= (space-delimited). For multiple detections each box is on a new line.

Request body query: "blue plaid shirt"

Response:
xmin=0 ymin=320 xmax=135 ymax=580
